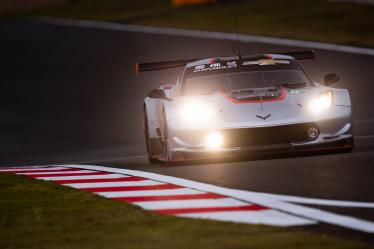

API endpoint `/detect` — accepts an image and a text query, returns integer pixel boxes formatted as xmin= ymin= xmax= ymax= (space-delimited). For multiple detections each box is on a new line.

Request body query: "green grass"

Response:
xmin=0 ymin=173 xmax=370 ymax=249
xmin=6 ymin=0 xmax=374 ymax=48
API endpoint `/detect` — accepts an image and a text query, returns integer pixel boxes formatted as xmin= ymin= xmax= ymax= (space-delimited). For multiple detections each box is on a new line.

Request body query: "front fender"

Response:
xmin=144 ymin=97 xmax=163 ymax=138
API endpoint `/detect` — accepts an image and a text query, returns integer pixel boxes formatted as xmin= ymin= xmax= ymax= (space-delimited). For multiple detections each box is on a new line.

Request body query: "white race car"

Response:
xmin=137 ymin=50 xmax=353 ymax=164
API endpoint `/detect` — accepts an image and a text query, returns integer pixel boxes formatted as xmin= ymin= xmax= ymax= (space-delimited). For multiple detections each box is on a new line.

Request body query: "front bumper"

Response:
xmin=169 ymin=122 xmax=353 ymax=159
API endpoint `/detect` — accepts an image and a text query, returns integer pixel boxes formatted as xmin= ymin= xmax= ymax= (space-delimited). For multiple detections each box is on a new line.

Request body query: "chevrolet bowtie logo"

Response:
xmin=256 ymin=114 xmax=271 ymax=120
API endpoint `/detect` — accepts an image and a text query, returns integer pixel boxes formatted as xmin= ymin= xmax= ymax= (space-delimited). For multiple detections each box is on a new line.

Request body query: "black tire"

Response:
xmin=342 ymin=137 xmax=354 ymax=153
xmin=162 ymin=110 xmax=175 ymax=165
xmin=144 ymin=107 xmax=159 ymax=164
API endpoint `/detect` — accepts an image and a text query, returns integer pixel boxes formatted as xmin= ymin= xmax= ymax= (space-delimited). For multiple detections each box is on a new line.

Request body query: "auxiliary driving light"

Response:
xmin=206 ymin=132 xmax=223 ymax=148
xmin=308 ymin=127 xmax=319 ymax=140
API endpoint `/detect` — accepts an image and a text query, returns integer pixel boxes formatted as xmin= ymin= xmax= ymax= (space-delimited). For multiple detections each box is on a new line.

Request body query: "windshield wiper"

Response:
xmin=281 ymin=82 xmax=307 ymax=88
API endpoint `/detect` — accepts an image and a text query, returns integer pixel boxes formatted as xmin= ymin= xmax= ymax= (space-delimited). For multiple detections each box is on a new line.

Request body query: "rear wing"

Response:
xmin=135 ymin=49 xmax=315 ymax=75
xmin=135 ymin=58 xmax=199 ymax=75
xmin=276 ymin=50 xmax=316 ymax=60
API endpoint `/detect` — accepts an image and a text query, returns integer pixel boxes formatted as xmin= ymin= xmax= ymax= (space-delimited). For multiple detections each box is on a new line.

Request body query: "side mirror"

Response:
xmin=324 ymin=73 xmax=340 ymax=86
xmin=148 ymin=89 xmax=171 ymax=100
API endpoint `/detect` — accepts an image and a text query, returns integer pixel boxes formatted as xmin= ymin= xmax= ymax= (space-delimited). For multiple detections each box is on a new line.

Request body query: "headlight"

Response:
xmin=180 ymin=99 xmax=214 ymax=124
xmin=309 ymin=91 xmax=333 ymax=113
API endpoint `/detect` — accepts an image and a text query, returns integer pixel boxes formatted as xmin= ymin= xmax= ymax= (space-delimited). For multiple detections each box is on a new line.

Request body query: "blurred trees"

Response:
xmin=172 ymin=0 xmax=217 ymax=6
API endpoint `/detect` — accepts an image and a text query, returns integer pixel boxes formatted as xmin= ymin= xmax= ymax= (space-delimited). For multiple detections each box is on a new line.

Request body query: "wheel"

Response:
xmin=143 ymin=107 xmax=159 ymax=164
xmin=330 ymin=137 xmax=354 ymax=154
xmin=162 ymin=110 xmax=176 ymax=165
xmin=342 ymin=137 xmax=354 ymax=153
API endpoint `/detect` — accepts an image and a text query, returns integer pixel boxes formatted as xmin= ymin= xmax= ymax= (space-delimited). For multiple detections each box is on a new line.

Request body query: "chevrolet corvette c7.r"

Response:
xmin=137 ymin=50 xmax=353 ymax=164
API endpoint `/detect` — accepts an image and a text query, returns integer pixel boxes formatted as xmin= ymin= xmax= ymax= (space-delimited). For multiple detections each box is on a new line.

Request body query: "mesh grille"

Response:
xmin=221 ymin=123 xmax=317 ymax=147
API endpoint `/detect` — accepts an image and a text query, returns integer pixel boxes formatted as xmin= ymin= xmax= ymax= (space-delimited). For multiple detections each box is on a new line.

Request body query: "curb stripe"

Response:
xmin=28 ymin=171 xmax=110 ymax=177
xmin=156 ymin=205 xmax=267 ymax=215
xmin=113 ymin=193 xmax=224 ymax=202
xmin=80 ymin=183 xmax=181 ymax=192
xmin=37 ymin=173 xmax=126 ymax=181
xmin=55 ymin=176 xmax=138 ymax=184
xmin=13 ymin=164 xmax=374 ymax=230
xmin=19 ymin=170 xmax=93 ymax=175
xmin=64 ymin=179 xmax=161 ymax=188
xmin=60 ymin=164 xmax=374 ymax=233
xmin=0 ymin=165 xmax=316 ymax=227
xmin=97 ymin=188 xmax=203 ymax=198
xmin=135 ymin=198 xmax=250 ymax=210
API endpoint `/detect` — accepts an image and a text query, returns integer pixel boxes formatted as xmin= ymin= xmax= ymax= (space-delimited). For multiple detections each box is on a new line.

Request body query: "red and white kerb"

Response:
xmin=0 ymin=165 xmax=313 ymax=227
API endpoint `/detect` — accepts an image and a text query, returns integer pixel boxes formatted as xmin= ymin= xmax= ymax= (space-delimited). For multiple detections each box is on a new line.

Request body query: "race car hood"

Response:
xmin=215 ymin=87 xmax=311 ymax=127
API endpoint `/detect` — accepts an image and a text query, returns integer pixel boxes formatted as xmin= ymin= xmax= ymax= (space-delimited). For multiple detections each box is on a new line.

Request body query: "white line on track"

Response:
xmin=18 ymin=170 xmax=95 ymax=175
xmin=61 ymin=164 xmax=374 ymax=233
xmin=253 ymin=193 xmax=374 ymax=208
xmin=36 ymin=173 xmax=128 ymax=181
xmin=64 ymin=180 xmax=163 ymax=189
xmin=179 ymin=210 xmax=316 ymax=227
xmin=31 ymin=17 xmax=374 ymax=56
xmin=96 ymin=188 xmax=203 ymax=198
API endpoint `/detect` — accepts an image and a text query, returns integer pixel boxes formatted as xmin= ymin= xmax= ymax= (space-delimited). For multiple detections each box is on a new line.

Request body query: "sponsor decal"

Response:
xmin=193 ymin=61 xmax=237 ymax=72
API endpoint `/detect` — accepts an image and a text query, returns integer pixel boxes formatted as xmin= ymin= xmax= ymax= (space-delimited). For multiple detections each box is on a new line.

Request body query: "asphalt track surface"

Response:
xmin=1 ymin=20 xmax=374 ymax=240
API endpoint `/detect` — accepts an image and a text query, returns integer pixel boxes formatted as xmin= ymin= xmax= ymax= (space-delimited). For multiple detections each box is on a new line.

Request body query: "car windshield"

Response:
xmin=183 ymin=70 xmax=310 ymax=95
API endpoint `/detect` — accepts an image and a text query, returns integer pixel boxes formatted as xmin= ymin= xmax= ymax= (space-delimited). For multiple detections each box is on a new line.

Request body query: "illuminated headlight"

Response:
xmin=309 ymin=91 xmax=333 ymax=113
xmin=180 ymin=100 xmax=214 ymax=124
xmin=206 ymin=132 xmax=223 ymax=148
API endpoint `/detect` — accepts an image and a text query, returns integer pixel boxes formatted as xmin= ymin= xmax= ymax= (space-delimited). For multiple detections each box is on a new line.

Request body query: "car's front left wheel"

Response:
xmin=143 ymin=107 xmax=159 ymax=164
xmin=162 ymin=111 xmax=178 ymax=165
